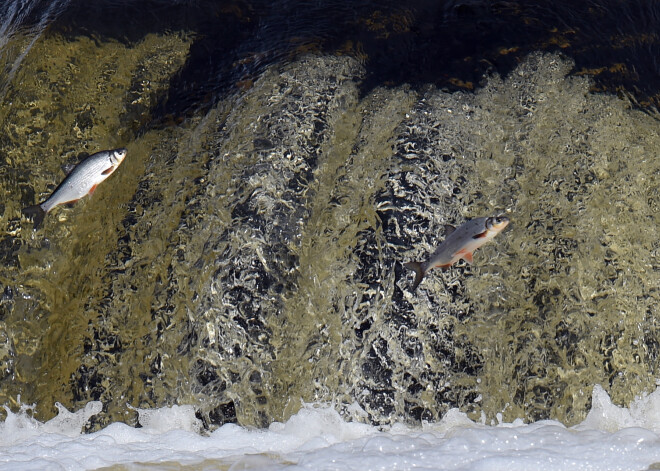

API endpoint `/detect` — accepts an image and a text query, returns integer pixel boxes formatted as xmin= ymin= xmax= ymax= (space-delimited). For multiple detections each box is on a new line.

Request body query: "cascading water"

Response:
xmin=1 ymin=1 xmax=660 ymax=436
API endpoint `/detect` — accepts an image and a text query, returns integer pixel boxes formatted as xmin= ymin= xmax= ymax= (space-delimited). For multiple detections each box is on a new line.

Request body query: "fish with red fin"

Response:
xmin=404 ymin=216 xmax=509 ymax=291
xmin=22 ymin=148 xmax=127 ymax=229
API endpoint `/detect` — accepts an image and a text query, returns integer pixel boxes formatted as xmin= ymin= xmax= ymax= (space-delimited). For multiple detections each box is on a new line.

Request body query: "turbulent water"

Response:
xmin=0 ymin=0 xmax=68 ymax=103
xmin=1 ymin=0 xmax=660 ymax=438
xmin=5 ymin=385 xmax=660 ymax=470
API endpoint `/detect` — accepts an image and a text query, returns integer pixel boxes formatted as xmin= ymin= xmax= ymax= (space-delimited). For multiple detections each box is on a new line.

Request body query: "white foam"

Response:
xmin=2 ymin=386 xmax=660 ymax=470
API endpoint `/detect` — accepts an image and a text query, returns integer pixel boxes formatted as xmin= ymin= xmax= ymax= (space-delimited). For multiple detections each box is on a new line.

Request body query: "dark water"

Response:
xmin=39 ymin=0 xmax=660 ymax=118
xmin=2 ymin=0 xmax=660 ymax=432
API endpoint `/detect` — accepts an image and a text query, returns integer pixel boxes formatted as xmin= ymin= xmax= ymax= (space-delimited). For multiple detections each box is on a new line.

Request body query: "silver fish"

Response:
xmin=23 ymin=148 xmax=127 ymax=229
xmin=404 ymin=216 xmax=510 ymax=291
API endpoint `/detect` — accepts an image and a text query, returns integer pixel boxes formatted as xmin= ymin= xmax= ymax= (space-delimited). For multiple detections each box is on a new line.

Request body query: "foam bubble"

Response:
xmin=3 ymin=386 xmax=660 ymax=470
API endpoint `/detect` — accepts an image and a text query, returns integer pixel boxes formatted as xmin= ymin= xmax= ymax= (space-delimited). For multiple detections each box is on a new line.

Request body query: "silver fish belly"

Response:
xmin=404 ymin=216 xmax=509 ymax=291
xmin=23 ymin=147 xmax=127 ymax=229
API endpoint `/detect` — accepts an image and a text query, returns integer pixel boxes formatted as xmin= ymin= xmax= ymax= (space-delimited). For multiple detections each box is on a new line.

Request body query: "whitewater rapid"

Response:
xmin=1 ymin=384 xmax=659 ymax=470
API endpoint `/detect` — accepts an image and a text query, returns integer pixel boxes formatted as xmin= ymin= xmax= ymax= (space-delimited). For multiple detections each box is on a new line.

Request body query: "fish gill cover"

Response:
xmin=1 ymin=1 xmax=660 ymax=433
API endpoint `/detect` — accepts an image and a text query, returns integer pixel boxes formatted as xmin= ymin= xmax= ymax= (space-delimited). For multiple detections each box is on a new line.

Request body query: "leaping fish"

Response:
xmin=404 ymin=216 xmax=509 ymax=291
xmin=22 ymin=148 xmax=128 ymax=229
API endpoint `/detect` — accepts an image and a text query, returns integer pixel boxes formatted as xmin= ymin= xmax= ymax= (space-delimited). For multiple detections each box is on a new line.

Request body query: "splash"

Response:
xmin=2 ymin=386 xmax=660 ymax=470
xmin=0 ymin=0 xmax=69 ymax=103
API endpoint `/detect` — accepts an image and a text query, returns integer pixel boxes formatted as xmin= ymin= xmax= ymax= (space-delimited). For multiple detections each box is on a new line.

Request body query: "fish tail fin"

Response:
xmin=22 ymin=204 xmax=46 ymax=230
xmin=404 ymin=261 xmax=425 ymax=292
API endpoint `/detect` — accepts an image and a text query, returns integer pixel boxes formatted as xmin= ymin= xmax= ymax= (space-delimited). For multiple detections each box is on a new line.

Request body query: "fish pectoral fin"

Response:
xmin=455 ymin=249 xmax=474 ymax=264
xmin=101 ymin=166 xmax=114 ymax=176
xmin=472 ymin=230 xmax=488 ymax=239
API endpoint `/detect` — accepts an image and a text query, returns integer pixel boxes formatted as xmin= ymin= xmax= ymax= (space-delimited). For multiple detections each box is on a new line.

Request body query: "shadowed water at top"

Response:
xmin=32 ymin=0 xmax=660 ymax=119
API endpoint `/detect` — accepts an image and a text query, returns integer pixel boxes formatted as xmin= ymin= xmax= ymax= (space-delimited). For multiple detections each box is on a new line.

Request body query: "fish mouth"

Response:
xmin=114 ymin=148 xmax=128 ymax=161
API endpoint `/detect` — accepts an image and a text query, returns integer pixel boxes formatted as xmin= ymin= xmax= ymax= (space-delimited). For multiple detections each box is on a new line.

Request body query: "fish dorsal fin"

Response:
xmin=61 ymin=163 xmax=76 ymax=175
xmin=444 ymin=224 xmax=456 ymax=236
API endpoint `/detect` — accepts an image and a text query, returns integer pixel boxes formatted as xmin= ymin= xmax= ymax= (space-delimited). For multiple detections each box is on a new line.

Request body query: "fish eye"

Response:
xmin=488 ymin=216 xmax=509 ymax=228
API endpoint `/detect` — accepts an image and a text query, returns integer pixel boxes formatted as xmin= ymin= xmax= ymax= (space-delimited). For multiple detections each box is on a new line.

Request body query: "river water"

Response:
xmin=1 ymin=1 xmax=660 ymax=468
